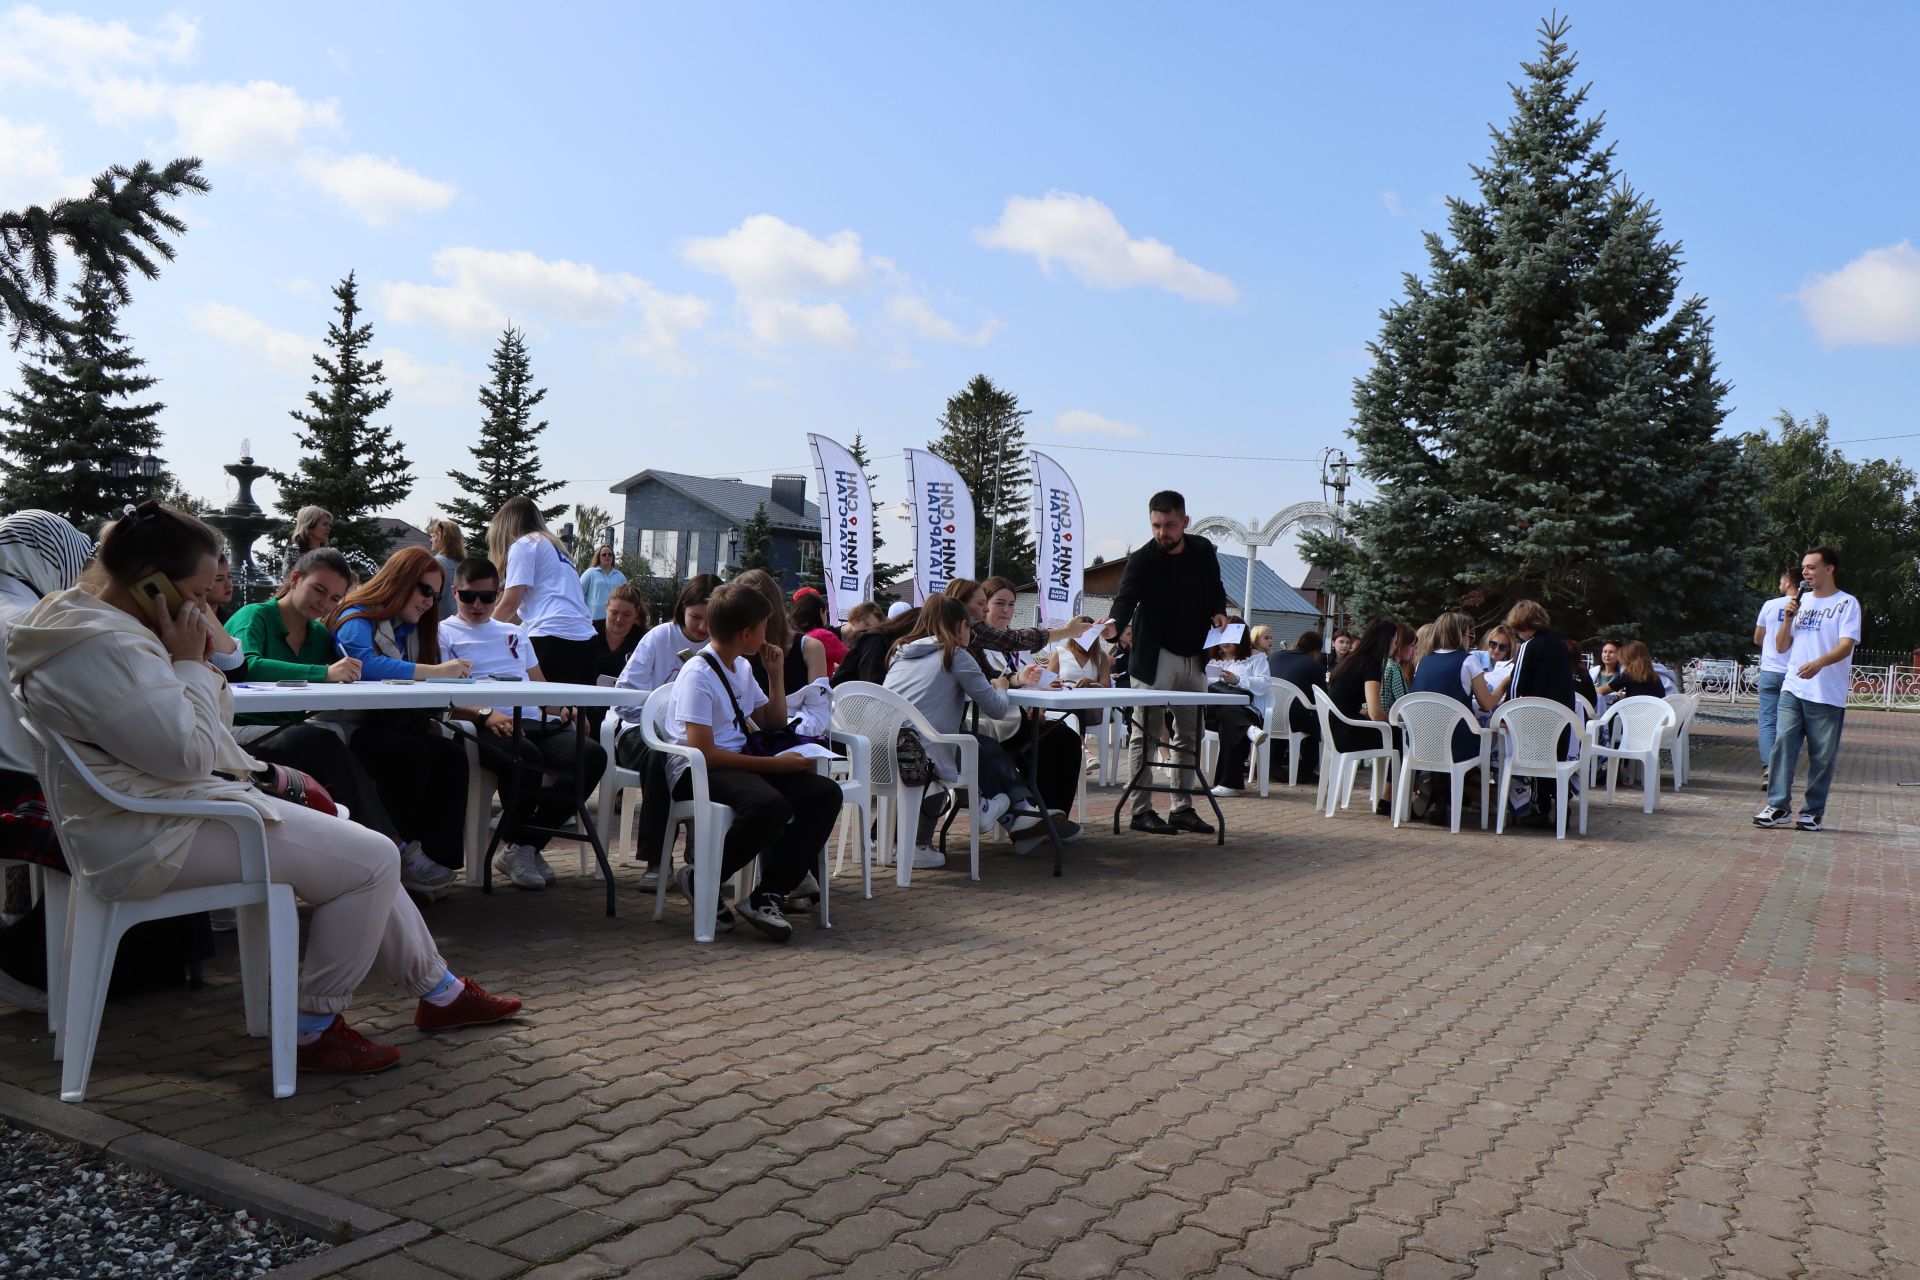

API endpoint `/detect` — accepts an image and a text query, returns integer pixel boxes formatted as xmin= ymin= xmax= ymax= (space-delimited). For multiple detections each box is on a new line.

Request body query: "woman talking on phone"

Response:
xmin=5 ymin=503 xmax=522 ymax=1074
xmin=327 ymin=547 xmax=473 ymax=891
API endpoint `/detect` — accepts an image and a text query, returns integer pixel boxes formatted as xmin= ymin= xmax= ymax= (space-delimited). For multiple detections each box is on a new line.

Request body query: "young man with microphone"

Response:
xmin=1754 ymin=546 xmax=1860 ymax=832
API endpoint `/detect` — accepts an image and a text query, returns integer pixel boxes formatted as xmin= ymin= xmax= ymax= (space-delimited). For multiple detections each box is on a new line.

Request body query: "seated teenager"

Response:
xmin=614 ymin=573 xmax=717 ymax=877
xmin=1611 ymin=641 xmax=1668 ymax=701
xmin=832 ymin=605 xmax=917 ymax=688
xmin=735 ymin=570 xmax=827 ymax=693
xmin=1463 ymin=626 xmax=1516 ymax=724
xmin=585 ymin=583 xmax=646 ymax=734
xmin=1327 ymin=617 xmax=1397 ymax=751
xmin=1266 ymin=629 xmax=1326 ymax=782
xmin=440 ymin=557 xmax=608 ymax=892
xmin=225 ymin=548 xmax=419 ymax=883
xmin=327 ymin=548 xmax=473 ymax=888
xmin=1205 ymin=624 xmax=1270 ymax=795
xmin=840 ymin=600 xmax=882 ymax=647
xmin=790 ymin=589 xmax=848 ymax=675
xmin=885 ymin=597 xmax=1072 ymax=863
xmin=665 ymin=581 xmax=843 ymax=942
xmin=6 ymin=502 xmax=520 ymax=1072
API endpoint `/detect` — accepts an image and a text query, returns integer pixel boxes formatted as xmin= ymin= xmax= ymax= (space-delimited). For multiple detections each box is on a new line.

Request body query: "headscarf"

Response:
xmin=0 ymin=510 xmax=95 ymax=598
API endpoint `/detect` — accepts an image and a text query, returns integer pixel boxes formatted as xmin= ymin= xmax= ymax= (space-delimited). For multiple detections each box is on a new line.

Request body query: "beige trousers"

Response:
xmin=168 ymin=797 xmax=446 ymax=1015
xmin=1126 ymin=651 xmax=1209 ymax=816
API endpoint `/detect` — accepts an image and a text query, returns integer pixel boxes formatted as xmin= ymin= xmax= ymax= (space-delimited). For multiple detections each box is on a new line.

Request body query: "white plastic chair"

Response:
xmin=1488 ymin=697 xmax=1586 ymax=839
xmin=1259 ymin=680 xmax=1313 ymax=796
xmin=821 ymin=720 xmax=874 ymax=901
xmin=593 ymin=707 xmax=643 ymax=871
xmin=1388 ymin=693 xmax=1492 ymax=833
xmin=0 ymin=859 xmax=67 ymax=1036
xmin=1575 ymin=692 xmax=1597 ymax=724
xmin=1310 ymin=688 xmax=1396 ymax=818
xmin=18 ymin=713 xmax=298 ymax=1102
xmin=830 ymin=682 xmax=981 ymax=887
xmin=1583 ymin=696 xmax=1677 ymax=814
xmin=640 ymin=685 xmax=737 ymax=942
xmin=1661 ymin=693 xmax=1698 ymax=789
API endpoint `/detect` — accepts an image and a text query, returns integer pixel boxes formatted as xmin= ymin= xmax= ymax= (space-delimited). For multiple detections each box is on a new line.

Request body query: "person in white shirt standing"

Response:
xmin=1751 ymin=568 xmax=1799 ymax=786
xmin=1755 ymin=546 xmax=1860 ymax=832
xmin=488 ymin=495 xmax=597 ymax=688
xmin=442 ymin=558 xmax=607 ymax=890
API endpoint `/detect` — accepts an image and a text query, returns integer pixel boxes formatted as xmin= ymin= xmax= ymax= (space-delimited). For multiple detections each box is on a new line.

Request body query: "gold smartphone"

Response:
xmin=132 ymin=571 xmax=186 ymax=625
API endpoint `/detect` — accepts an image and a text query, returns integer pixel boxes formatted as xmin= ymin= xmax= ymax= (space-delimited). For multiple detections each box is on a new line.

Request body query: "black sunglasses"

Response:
xmin=1488 ymin=641 xmax=1511 ymax=652
xmin=456 ymin=589 xmax=499 ymax=605
xmin=413 ymin=581 xmax=442 ymax=604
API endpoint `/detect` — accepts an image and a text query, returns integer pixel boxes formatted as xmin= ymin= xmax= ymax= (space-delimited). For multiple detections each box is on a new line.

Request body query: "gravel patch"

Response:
xmin=0 ymin=1122 xmax=326 ymax=1278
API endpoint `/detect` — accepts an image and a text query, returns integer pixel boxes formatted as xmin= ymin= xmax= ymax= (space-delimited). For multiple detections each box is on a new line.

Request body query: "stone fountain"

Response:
xmin=204 ymin=441 xmax=283 ymax=606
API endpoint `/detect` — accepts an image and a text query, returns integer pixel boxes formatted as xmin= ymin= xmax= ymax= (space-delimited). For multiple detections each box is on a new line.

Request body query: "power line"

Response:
xmin=1027 ymin=441 xmax=1322 ymax=463
xmin=1831 ymin=432 xmax=1920 ymax=445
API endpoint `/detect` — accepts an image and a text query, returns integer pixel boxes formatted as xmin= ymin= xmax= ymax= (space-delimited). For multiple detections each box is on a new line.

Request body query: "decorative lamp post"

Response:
xmin=140 ymin=449 xmax=161 ymax=496
xmin=559 ymin=522 xmax=576 ymax=556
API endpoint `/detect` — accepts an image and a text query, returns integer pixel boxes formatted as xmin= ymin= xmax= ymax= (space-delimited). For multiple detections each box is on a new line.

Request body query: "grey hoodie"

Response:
xmin=882 ymin=637 xmax=1009 ymax=778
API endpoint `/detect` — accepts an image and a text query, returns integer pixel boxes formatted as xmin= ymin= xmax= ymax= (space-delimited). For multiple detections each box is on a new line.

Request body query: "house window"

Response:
xmin=687 ymin=531 xmax=702 ymax=576
xmin=652 ymin=530 xmax=679 ymax=579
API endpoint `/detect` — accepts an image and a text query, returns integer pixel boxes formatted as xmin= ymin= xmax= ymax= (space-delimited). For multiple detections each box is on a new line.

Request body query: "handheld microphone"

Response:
xmin=1798 ymin=578 xmax=1813 ymax=598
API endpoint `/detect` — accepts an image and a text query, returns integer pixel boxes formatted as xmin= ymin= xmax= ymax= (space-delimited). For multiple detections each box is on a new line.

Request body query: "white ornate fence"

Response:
xmin=1682 ymin=659 xmax=1920 ymax=710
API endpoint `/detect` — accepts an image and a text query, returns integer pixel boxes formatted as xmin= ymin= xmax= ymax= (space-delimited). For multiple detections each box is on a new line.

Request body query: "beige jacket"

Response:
xmin=5 ymin=587 xmax=274 ymax=900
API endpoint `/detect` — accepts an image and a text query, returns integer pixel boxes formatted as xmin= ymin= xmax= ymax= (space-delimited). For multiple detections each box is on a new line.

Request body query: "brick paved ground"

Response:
xmin=1 ymin=713 xmax=1915 ymax=1278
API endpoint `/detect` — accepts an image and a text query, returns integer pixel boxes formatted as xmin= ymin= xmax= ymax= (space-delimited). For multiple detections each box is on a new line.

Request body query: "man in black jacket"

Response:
xmin=1103 ymin=491 xmax=1229 ymax=834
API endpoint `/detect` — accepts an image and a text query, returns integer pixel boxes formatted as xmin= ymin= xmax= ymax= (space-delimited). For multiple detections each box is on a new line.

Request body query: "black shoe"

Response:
xmin=1168 ymin=808 xmax=1215 ymax=835
xmin=1130 ymin=811 xmax=1177 ymax=835
xmin=737 ymin=891 xmax=794 ymax=943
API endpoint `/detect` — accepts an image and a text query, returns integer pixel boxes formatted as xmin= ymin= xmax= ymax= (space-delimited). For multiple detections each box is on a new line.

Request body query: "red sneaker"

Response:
xmin=413 ymin=979 xmax=523 ymax=1032
xmin=296 ymin=1016 xmax=402 ymax=1074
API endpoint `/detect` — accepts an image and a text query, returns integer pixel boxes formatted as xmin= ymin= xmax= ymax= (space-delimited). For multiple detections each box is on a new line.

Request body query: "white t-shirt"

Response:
xmin=504 ymin=534 xmax=595 ymax=641
xmin=1782 ymin=589 xmax=1862 ymax=708
xmin=666 ymin=646 xmax=767 ymax=784
xmin=614 ymin=622 xmax=702 ymax=726
xmin=440 ymin=615 xmax=546 ymax=719
xmin=1754 ymin=595 xmax=1795 ymax=675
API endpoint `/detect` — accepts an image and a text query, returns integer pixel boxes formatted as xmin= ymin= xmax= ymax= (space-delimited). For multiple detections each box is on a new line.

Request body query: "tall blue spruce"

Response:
xmin=1303 ymin=16 xmax=1755 ymax=653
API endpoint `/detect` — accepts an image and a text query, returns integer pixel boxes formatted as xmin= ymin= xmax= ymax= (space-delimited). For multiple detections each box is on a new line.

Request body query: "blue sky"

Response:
xmin=3 ymin=2 xmax=1916 ymax=585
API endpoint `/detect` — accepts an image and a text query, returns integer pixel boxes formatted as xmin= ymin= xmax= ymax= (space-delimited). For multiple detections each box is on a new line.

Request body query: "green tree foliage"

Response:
xmin=445 ymin=325 xmax=564 ymax=549
xmin=732 ymin=503 xmax=773 ymax=576
xmin=1302 ymin=17 xmax=1755 ymax=654
xmin=2 ymin=158 xmax=209 ymax=352
xmin=273 ymin=273 xmax=415 ymax=566
xmin=1745 ymin=411 xmax=1920 ymax=648
xmin=930 ymin=373 xmax=1034 ymax=583
xmin=1 ymin=271 xmax=169 ymax=530
xmin=571 ymin=502 xmax=614 ymax=570
xmin=848 ymin=430 xmax=907 ymax=597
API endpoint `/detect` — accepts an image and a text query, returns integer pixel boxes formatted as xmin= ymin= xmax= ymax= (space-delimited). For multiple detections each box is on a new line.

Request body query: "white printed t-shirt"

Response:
xmin=439 ymin=615 xmax=547 ymax=719
xmin=1754 ymin=595 xmax=1795 ymax=675
xmin=1782 ymin=589 xmax=1862 ymax=708
xmin=666 ymin=646 xmax=766 ymax=785
xmin=504 ymin=534 xmax=595 ymax=641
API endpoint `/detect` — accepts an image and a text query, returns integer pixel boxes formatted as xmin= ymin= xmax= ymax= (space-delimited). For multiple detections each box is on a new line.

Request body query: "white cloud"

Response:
xmin=1380 ymin=190 xmax=1406 ymax=216
xmin=681 ymin=215 xmax=868 ymax=297
xmin=300 ymin=153 xmax=456 ymax=227
xmin=0 ymin=7 xmax=450 ymax=227
xmin=885 ymin=294 xmax=997 ymax=345
xmin=1054 ymin=408 xmax=1146 ymax=440
xmin=378 ymin=348 xmax=467 ymax=406
xmin=975 ymin=191 xmax=1239 ymax=304
xmin=378 ymin=246 xmax=712 ymax=371
xmin=744 ymin=299 xmax=858 ymax=349
xmin=189 ymin=301 xmax=308 ymax=372
xmin=0 ymin=115 xmax=84 ymax=207
xmin=1795 ymin=242 xmax=1920 ymax=347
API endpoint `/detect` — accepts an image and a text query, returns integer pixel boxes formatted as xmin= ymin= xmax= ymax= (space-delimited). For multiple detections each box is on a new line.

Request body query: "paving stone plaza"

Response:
xmin=1 ymin=714 xmax=1914 ymax=1279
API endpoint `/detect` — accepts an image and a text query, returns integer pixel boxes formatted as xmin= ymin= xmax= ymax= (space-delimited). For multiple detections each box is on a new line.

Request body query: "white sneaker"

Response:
xmin=495 ymin=843 xmax=547 ymax=891
xmin=786 ymin=871 xmax=822 ymax=910
xmin=1210 ymin=784 xmax=1243 ymax=797
xmin=530 ymin=846 xmax=557 ymax=886
xmin=0 ymin=967 xmax=47 ymax=1013
xmin=977 ymin=793 xmax=1011 ymax=830
xmin=401 ymin=844 xmax=456 ymax=895
xmin=911 ymin=845 xmax=947 ymax=870
xmin=1006 ymin=807 xmax=1044 ymax=836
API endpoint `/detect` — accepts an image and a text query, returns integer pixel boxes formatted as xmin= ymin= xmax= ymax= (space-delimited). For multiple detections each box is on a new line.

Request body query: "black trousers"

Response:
xmin=1002 ymin=718 xmax=1082 ymax=813
xmin=673 ymin=767 xmax=843 ymax=897
xmin=1207 ymin=703 xmax=1264 ymax=788
xmin=472 ymin=720 xmax=607 ymax=849
xmin=531 ymin=634 xmax=598 ymax=687
xmin=347 ymin=721 xmax=470 ymax=869
xmin=235 ymin=722 xmax=401 ymax=845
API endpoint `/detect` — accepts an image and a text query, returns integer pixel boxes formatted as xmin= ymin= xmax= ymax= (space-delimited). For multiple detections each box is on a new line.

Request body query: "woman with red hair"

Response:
xmin=328 ymin=547 xmax=473 ymax=895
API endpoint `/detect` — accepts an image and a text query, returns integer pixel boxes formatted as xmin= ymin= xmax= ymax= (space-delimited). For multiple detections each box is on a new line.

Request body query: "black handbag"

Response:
xmin=700 ymin=653 xmax=827 ymax=756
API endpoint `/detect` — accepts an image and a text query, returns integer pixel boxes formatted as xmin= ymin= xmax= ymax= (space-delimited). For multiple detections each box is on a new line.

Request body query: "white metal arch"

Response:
xmin=1190 ymin=500 xmax=1337 ymax=617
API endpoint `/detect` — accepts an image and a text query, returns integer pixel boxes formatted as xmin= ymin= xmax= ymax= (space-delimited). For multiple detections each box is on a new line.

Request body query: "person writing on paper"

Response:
xmin=1206 ymin=623 xmax=1271 ymax=796
xmin=885 ymin=597 xmax=1062 ymax=863
xmin=1047 ymin=629 xmax=1110 ymax=689
xmin=952 ymin=577 xmax=1088 ymax=823
xmin=6 ymin=502 xmax=521 ymax=1074
xmin=441 ymin=558 xmax=607 ymax=893
xmin=612 ymin=573 xmax=718 ymax=883
xmin=664 ymin=581 xmax=842 ymax=942
xmin=1102 ymin=490 xmax=1230 ymax=835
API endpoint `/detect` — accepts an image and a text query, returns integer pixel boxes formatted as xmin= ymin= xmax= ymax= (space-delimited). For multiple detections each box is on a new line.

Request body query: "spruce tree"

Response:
xmin=273 ymin=272 xmax=414 ymax=566
xmin=1302 ymin=17 xmax=1754 ymax=654
xmin=848 ymin=430 xmax=907 ymax=596
xmin=445 ymin=325 xmax=565 ymax=549
xmin=3 ymin=158 xmax=209 ymax=352
xmin=930 ymin=373 xmax=1035 ymax=583
xmin=1 ymin=270 xmax=168 ymax=529
xmin=732 ymin=504 xmax=773 ymax=576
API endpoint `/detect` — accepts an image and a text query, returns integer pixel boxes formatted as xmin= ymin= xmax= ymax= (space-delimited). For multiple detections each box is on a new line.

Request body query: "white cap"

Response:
xmin=886 ymin=600 xmax=912 ymax=619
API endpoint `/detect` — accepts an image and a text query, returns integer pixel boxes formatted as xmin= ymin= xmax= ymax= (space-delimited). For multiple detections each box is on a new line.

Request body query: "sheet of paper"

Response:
xmin=1029 ymin=668 xmax=1060 ymax=689
xmin=778 ymin=742 xmax=841 ymax=761
xmin=1076 ymin=622 xmax=1107 ymax=650
xmin=1203 ymin=622 xmax=1246 ymax=649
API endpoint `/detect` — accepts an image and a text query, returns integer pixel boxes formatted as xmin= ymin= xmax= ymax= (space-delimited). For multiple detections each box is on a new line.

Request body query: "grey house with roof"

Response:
xmin=607 ymin=469 xmax=821 ymax=590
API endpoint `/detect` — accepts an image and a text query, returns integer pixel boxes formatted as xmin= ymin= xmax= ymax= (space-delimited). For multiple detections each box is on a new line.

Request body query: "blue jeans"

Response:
xmin=1756 ymin=669 xmax=1786 ymax=764
xmin=1767 ymin=691 xmax=1845 ymax=817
